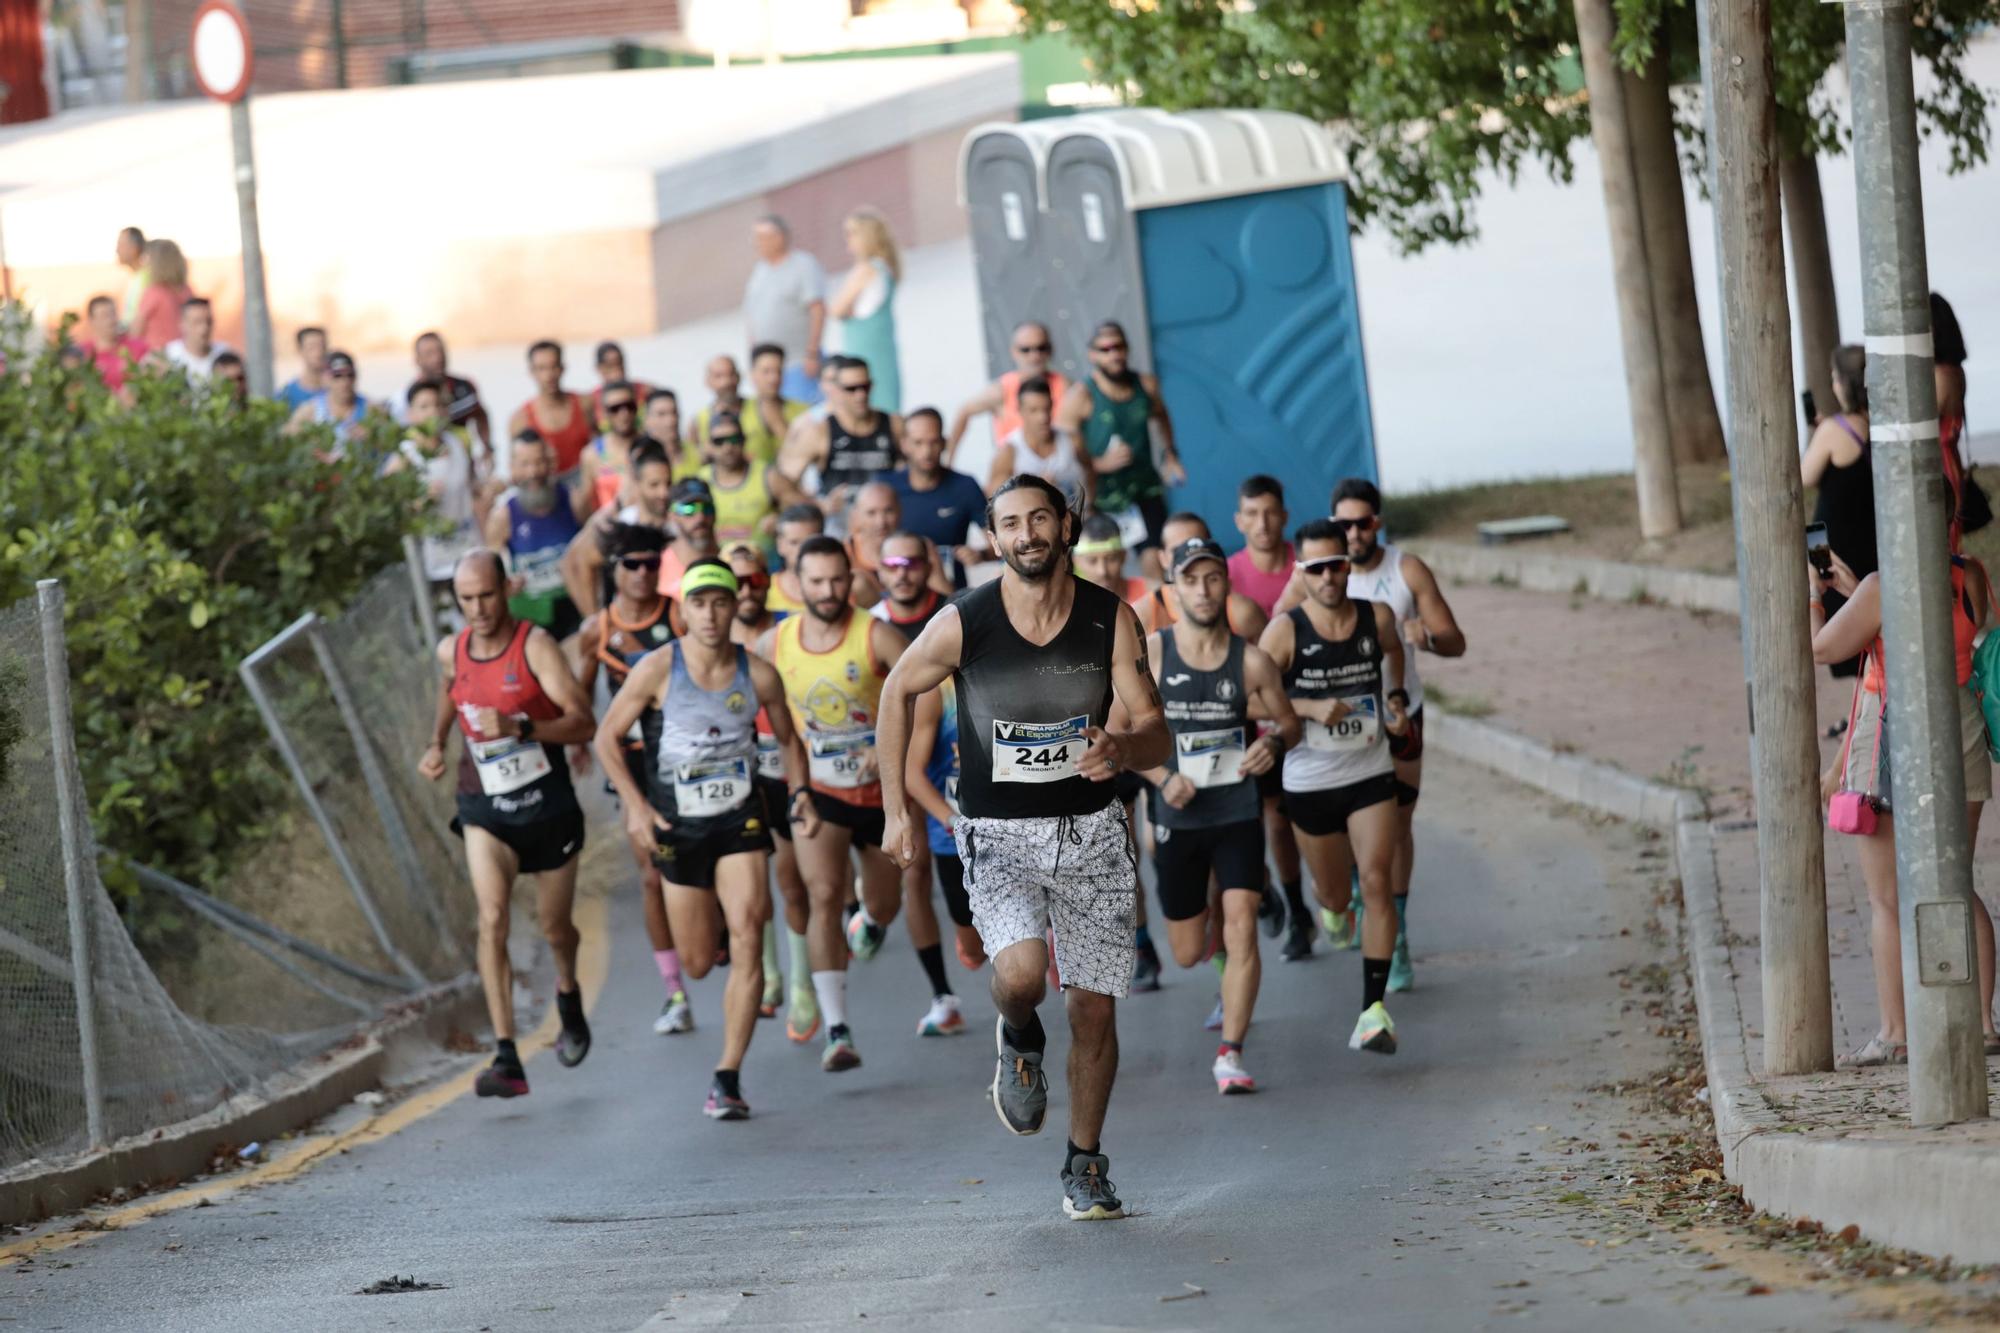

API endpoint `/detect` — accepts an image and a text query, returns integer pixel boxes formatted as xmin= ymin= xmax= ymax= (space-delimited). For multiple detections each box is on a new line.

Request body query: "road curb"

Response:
xmin=1409 ymin=540 xmax=1739 ymax=616
xmin=1432 ymin=707 xmax=2000 ymax=1262
xmin=0 ymin=975 xmax=482 ymax=1228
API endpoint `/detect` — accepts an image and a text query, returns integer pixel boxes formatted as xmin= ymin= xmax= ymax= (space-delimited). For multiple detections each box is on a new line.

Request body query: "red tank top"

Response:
xmin=526 ymin=393 xmax=592 ymax=473
xmin=994 ymin=369 xmax=1069 ymax=441
xmin=451 ymin=620 xmax=562 ymax=795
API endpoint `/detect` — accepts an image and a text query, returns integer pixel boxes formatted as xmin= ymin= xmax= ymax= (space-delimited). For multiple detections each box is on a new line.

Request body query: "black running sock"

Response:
xmin=829 ymin=1022 xmax=851 ymax=1042
xmin=556 ymin=985 xmax=585 ymax=1031
xmin=1363 ymin=957 xmax=1391 ymax=1009
xmin=916 ymin=943 xmax=952 ymax=998
xmin=1219 ymin=1039 xmax=1243 ymax=1055
xmin=1282 ymin=878 xmax=1308 ymax=917
xmin=1002 ymin=1010 xmax=1046 ymax=1054
xmin=495 ymin=1037 xmax=519 ymax=1065
xmin=714 ymin=1068 xmax=742 ymax=1099
xmin=1064 ymin=1137 xmax=1097 ymax=1174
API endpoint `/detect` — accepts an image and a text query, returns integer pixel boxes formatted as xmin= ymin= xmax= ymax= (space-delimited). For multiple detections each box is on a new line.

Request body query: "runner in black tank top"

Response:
xmin=1137 ymin=539 xmax=1301 ymax=1094
xmin=1259 ymin=520 xmax=1410 ymax=1060
xmin=873 ymin=475 xmax=1170 ymax=1222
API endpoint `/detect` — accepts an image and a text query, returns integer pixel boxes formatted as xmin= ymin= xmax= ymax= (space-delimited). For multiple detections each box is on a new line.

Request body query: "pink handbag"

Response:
xmin=1827 ymin=658 xmax=1882 ymax=836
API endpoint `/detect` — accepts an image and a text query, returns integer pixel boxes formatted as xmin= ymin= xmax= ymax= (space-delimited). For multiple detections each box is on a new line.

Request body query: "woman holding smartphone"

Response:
xmin=1811 ymin=546 xmax=1998 ymax=1065
xmin=1802 ymin=346 xmax=1875 ymax=678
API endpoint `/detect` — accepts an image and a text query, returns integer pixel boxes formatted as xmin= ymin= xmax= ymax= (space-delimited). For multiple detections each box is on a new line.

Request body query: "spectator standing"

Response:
xmin=115 ymin=226 xmax=148 ymax=328
xmin=830 ymin=208 xmax=903 ymax=415
xmin=744 ymin=215 xmax=826 ymax=405
xmin=132 ymin=239 xmax=193 ymax=351
xmin=384 ymin=379 xmax=482 ymax=585
xmin=279 ymin=327 xmax=331 ymax=412
xmin=509 ymin=341 xmax=594 ymax=484
xmin=163 ymin=297 xmax=233 ymax=380
xmin=76 ymin=294 xmax=147 ymax=392
xmin=888 ymin=406 xmax=990 ymax=589
xmin=1802 ymin=344 xmax=1874 ymax=679
xmin=1932 ymin=292 xmax=1973 ymax=550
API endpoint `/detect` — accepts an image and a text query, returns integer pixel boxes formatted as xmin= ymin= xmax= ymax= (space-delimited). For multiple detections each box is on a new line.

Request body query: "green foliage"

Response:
xmin=0 ymin=322 xmax=424 ymax=937
xmin=1016 ymin=0 xmax=1592 ymax=253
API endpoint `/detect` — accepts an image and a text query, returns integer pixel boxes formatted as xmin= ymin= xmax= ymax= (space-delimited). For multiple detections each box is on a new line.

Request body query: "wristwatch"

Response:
xmin=518 ymin=716 xmax=537 ymax=741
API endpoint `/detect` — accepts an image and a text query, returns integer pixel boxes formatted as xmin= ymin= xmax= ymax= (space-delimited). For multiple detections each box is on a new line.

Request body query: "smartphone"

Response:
xmin=1801 ymin=389 xmax=1818 ymax=426
xmin=1806 ymin=521 xmax=1832 ymax=574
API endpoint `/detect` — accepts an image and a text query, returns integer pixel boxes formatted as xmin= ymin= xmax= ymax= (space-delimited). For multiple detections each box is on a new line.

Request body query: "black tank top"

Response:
xmin=1811 ymin=417 xmax=1878 ymax=578
xmin=823 ymin=411 xmax=899 ymax=495
xmin=1280 ymin=600 xmax=1391 ymax=790
xmin=953 ymin=575 xmax=1119 ymax=820
xmin=1153 ymin=632 xmax=1258 ymax=830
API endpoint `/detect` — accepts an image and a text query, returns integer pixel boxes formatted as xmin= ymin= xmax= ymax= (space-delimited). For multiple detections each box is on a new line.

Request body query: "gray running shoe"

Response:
xmin=991 ymin=1016 xmax=1049 ymax=1135
xmin=1061 ymin=1152 xmax=1125 ymax=1221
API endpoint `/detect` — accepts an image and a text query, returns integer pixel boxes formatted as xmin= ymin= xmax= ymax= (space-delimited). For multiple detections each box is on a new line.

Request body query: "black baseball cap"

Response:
xmin=670 ymin=477 xmax=715 ymax=507
xmin=326 ymin=351 xmax=356 ymax=374
xmin=1169 ymin=537 xmax=1227 ymax=580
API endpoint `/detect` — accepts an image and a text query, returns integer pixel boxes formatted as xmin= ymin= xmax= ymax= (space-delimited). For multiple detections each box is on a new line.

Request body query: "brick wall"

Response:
xmin=148 ymin=1 xmax=682 ymax=95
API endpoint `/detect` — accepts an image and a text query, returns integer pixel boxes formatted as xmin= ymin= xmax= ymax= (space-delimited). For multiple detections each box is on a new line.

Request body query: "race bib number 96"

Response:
xmin=674 ymin=756 xmax=751 ymax=818
xmin=808 ymin=731 xmax=875 ymax=788
xmin=1304 ymin=698 xmax=1379 ymax=753
xmin=992 ymin=716 xmax=1087 ymax=784
xmin=470 ymin=733 xmax=552 ymax=796
xmin=756 ymin=733 xmax=784 ymax=780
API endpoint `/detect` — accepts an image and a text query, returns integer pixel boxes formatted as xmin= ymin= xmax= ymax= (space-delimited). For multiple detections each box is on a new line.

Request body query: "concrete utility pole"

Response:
xmin=230 ymin=98 xmax=276 ymax=398
xmin=1698 ymin=0 xmax=1833 ymax=1076
xmin=1572 ymin=0 xmax=1682 ymax=539
xmin=1840 ymin=0 xmax=1988 ymax=1126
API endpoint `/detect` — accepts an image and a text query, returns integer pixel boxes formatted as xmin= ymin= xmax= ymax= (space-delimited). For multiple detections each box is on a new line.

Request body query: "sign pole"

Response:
xmin=191 ymin=2 xmax=273 ymax=397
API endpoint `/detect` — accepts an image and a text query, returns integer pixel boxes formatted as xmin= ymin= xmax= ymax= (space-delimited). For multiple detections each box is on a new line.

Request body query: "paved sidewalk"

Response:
xmin=1422 ymin=571 xmax=2000 ymax=1260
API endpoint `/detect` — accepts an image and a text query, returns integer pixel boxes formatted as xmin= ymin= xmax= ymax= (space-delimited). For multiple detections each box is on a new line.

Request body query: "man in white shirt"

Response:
xmin=743 ymin=215 xmax=826 ymax=406
xmin=162 ymin=298 xmax=233 ymax=380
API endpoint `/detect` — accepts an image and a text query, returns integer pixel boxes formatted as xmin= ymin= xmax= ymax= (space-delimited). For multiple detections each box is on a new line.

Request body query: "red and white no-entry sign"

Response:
xmin=189 ymin=1 xmax=254 ymax=103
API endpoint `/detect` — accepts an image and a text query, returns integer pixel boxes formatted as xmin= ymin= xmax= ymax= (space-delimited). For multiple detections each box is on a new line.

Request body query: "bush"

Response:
xmin=0 ymin=319 xmax=425 ymax=940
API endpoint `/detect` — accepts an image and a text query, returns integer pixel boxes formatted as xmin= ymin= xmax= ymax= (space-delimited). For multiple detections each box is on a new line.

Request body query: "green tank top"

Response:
xmin=1082 ymin=377 xmax=1162 ymax=511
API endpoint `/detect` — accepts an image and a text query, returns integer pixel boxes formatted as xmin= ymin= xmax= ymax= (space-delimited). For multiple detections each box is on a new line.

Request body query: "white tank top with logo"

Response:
xmin=1345 ymin=545 xmax=1423 ymax=712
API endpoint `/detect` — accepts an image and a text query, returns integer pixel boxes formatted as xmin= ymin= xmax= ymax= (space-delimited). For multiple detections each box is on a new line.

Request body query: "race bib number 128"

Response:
xmin=992 ymin=716 xmax=1087 ymax=784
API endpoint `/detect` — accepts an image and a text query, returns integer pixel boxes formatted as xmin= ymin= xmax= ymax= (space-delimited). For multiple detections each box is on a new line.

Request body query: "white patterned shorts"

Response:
xmin=955 ymin=803 xmax=1139 ymax=998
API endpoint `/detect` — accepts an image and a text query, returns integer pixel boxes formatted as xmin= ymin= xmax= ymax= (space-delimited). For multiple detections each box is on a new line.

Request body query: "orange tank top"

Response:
xmin=1863 ymin=561 xmax=1978 ymax=692
xmin=994 ymin=369 xmax=1069 ymax=441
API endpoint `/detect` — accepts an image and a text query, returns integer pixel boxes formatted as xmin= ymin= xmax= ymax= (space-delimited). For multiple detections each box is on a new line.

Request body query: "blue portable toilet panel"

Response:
xmin=960 ymin=109 xmax=1377 ymax=545
xmin=1139 ymin=183 xmax=1375 ymax=543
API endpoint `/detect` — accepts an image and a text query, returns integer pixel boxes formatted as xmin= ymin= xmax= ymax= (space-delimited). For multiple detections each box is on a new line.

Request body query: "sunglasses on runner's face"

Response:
xmin=329 ymin=369 xmax=355 ymax=380
xmin=1329 ymin=516 xmax=1378 ymax=535
xmin=879 ymin=554 xmax=927 ymax=571
xmin=605 ymin=400 xmax=636 ymax=413
xmin=711 ymin=433 xmax=746 ymax=447
xmin=1297 ymin=556 xmax=1349 ymax=576
xmin=619 ymin=556 xmax=662 ymax=572
xmin=673 ymin=501 xmax=715 ymax=517
xmin=1016 ymin=342 xmax=1051 ymax=354
xmin=1092 ymin=341 xmax=1127 ymax=354
xmin=734 ymin=568 xmax=771 ymax=591
xmin=841 ymin=381 xmax=873 ymax=394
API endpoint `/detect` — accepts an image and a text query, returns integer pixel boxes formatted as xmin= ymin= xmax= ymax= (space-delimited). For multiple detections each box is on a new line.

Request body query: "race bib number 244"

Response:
xmin=992 ymin=716 xmax=1088 ymax=784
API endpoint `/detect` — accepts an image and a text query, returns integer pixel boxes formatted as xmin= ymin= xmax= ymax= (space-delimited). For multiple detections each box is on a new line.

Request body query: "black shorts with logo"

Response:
xmin=935 ymin=852 xmax=973 ymax=928
xmin=758 ymin=777 xmax=794 ymax=842
xmin=1284 ymin=773 xmax=1400 ymax=838
xmin=452 ymin=800 xmax=586 ymax=875
xmin=651 ymin=798 xmax=773 ymax=890
xmin=809 ymin=789 xmax=887 ymax=849
xmin=1152 ymin=818 xmax=1266 ymax=920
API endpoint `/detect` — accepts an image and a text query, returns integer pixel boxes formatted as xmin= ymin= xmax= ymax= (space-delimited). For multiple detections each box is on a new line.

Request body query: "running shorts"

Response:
xmin=1114 ymin=769 xmax=1146 ymax=807
xmin=1133 ymin=495 xmax=1168 ymax=554
xmin=1152 ymin=819 xmax=1266 ymax=921
xmin=651 ymin=800 xmax=773 ymax=890
xmin=1255 ymin=764 xmax=1286 ymax=806
xmin=956 ymin=803 xmax=1137 ymax=998
xmin=809 ymin=789 xmax=886 ymax=849
xmin=452 ymin=801 xmax=585 ymax=875
xmin=757 ymin=777 xmax=793 ymax=842
xmin=1389 ymin=705 xmax=1425 ymax=764
xmin=1284 ymin=773 xmax=1399 ymax=838
xmin=935 ymin=852 xmax=974 ymax=929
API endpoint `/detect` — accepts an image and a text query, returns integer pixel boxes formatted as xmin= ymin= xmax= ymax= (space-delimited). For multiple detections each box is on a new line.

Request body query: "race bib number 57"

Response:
xmin=992 ymin=716 xmax=1087 ymax=784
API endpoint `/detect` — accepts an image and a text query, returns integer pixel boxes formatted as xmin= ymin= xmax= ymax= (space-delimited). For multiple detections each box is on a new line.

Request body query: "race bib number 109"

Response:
xmin=992 ymin=716 xmax=1087 ymax=784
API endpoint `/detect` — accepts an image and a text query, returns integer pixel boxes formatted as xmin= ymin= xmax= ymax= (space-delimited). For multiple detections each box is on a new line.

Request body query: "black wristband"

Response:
xmin=1386 ymin=689 xmax=1410 ymax=709
xmin=1264 ymin=731 xmax=1288 ymax=756
xmin=518 ymin=716 xmax=536 ymax=741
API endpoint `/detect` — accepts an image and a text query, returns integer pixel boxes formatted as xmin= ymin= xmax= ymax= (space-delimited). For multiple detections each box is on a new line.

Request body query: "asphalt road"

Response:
xmin=4 ymin=762 xmax=1925 ymax=1331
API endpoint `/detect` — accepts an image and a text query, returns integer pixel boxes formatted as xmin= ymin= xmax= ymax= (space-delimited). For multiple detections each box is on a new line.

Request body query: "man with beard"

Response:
xmin=419 ymin=552 xmax=596 ymax=1099
xmin=576 ymin=379 xmax=648 ymax=514
xmin=596 ymin=559 xmax=814 ymax=1121
xmin=869 ymin=532 xmax=960 ymax=1037
xmin=766 ymin=503 xmax=824 ymax=622
xmin=1328 ymin=478 xmax=1465 ymax=993
xmin=877 ymin=475 xmax=1169 ymax=1222
xmin=847 ymin=481 xmax=953 ymax=609
xmin=575 ymin=524 xmax=697 ymax=1038
xmin=758 ymin=539 xmax=910 ymax=1071
xmin=510 ymin=341 xmax=594 ymax=484
xmin=562 ymin=441 xmax=674 ymax=619
xmin=1133 ymin=539 xmax=1299 ymax=1093
xmin=1057 ymin=320 xmax=1185 ymax=578
xmin=486 ymin=431 xmax=592 ymax=641
xmin=1260 ymin=519 xmax=1411 ymax=1057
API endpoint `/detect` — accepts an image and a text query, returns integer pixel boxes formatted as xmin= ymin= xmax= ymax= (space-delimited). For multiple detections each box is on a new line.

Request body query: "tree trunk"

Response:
xmin=1780 ymin=147 xmax=1841 ymax=425
xmin=1626 ymin=42 xmax=1729 ymax=466
xmin=123 ymin=0 xmax=155 ymax=102
xmin=1574 ymin=0 xmax=1683 ymax=538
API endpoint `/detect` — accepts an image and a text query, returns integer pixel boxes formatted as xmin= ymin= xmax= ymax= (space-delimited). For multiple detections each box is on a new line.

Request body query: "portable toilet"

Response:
xmin=959 ymin=120 xmax=1073 ymax=380
xmin=960 ymin=109 xmax=1377 ymax=543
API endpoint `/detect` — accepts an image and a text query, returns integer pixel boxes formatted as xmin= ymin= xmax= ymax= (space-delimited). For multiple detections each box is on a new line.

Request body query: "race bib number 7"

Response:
xmin=1176 ymin=726 xmax=1247 ymax=790
xmin=992 ymin=716 xmax=1087 ymax=784
xmin=470 ymin=733 xmax=551 ymax=796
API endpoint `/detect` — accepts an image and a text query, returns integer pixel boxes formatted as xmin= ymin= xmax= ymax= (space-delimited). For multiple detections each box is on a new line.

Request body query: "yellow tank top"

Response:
xmin=774 ymin=610 xmax=885 ymax=805
xmin=767 ymin=574 xmax=805 ymax=618
xmin=700 ymin=459 xmax=776 ymax=549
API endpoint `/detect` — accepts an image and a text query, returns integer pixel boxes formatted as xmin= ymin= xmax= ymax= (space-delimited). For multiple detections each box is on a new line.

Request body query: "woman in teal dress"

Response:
xmin=830 ymin=207 xmax=903 ymax=414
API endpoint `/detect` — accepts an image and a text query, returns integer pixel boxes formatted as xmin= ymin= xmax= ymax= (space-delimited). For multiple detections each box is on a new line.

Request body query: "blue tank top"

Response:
xmin=925 ymin=679 xmax=960 ymax=856
xmin=505 ymin=486 xmax=583 ymax=617
xmin=652 ymin=643 xmax=759 ymax=823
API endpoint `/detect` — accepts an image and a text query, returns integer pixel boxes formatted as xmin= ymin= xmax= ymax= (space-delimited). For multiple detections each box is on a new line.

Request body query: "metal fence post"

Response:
xmin=1842 ymin=0 xmax=1988 ymax=1125
xmin=36 ymin=581 xmax=106 ymax=1150
xmin=404 ymin=538 xmax=440 ymax=648
xmin=239 ymin=613 xmax=430 ymax=986
xmin=305 ymin=619 xmax=462 ymax=965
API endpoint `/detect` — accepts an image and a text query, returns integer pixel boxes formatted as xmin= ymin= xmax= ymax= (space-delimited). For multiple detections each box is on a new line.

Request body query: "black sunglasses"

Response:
xmin=710 ymin=433 xmax=747 ymax=447
xmin=841 ymin=381 xmax=873 ymax=394
xmin=604 ymin=400 xmax=637 ymax=413
xmin=1092 ymin=341 xmax=1127 ymax=354
xmin=619 ymin=556 xmax=662 ymax=572
xmin=1328 ymin=516 xmax=1378 ymax=535
xmin=1015 ymin=342 xmax=1051 ymax=354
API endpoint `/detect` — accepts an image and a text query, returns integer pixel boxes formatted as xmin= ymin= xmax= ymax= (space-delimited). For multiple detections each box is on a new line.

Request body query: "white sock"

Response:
xmin=811 ymin=969 xmax=848 ymax=1029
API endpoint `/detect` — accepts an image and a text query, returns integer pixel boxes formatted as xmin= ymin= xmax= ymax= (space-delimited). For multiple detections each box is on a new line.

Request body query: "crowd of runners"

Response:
xmin=101 ymin=213 xmax=1478 ymax=1222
